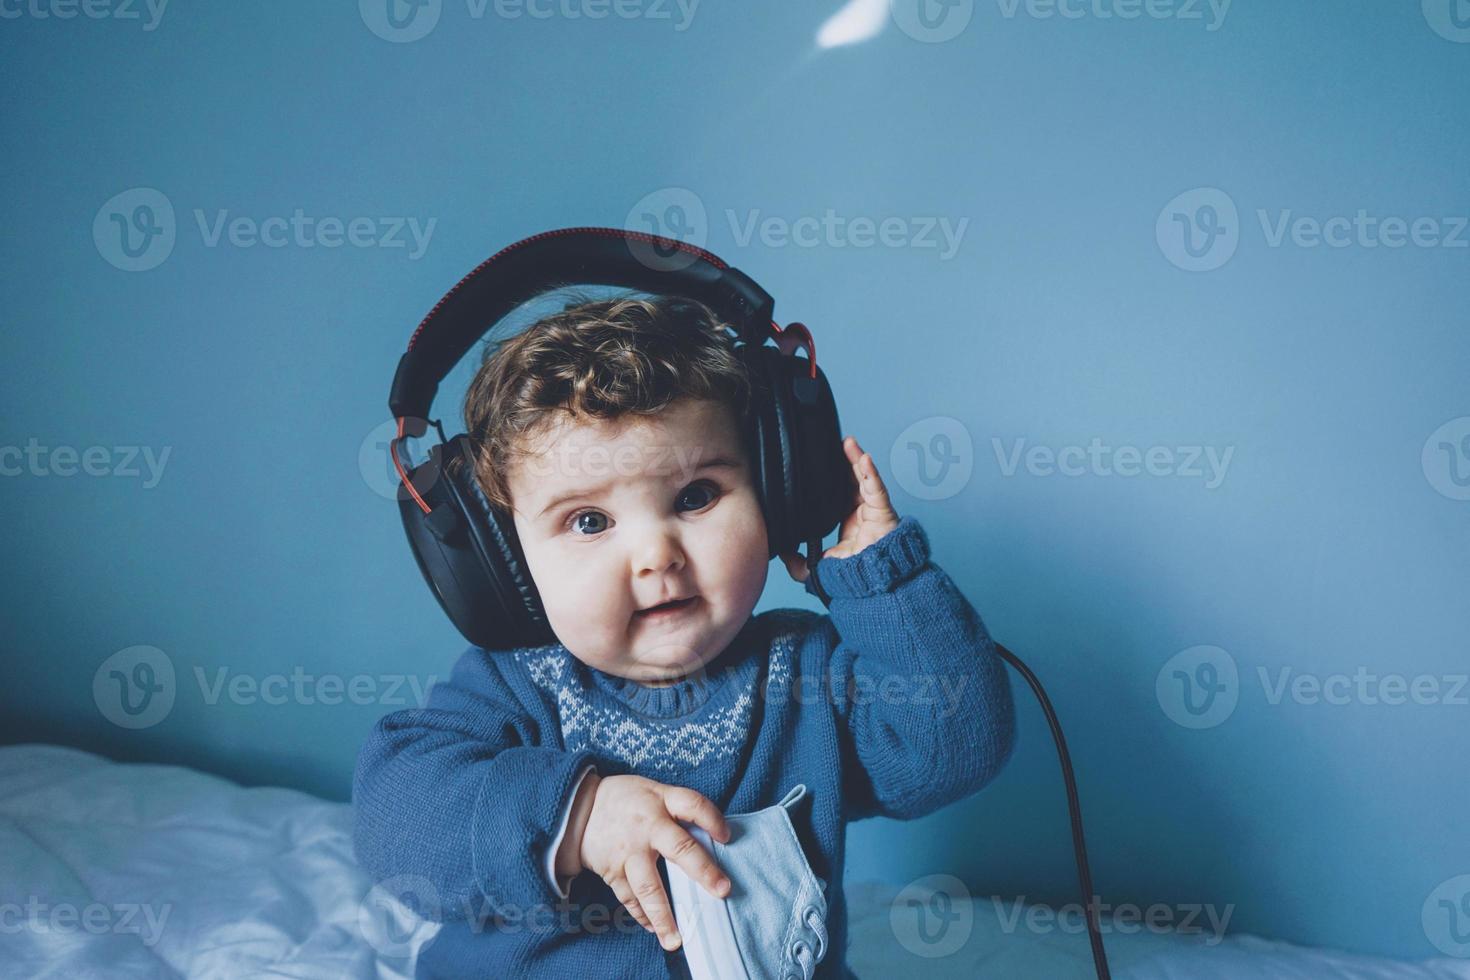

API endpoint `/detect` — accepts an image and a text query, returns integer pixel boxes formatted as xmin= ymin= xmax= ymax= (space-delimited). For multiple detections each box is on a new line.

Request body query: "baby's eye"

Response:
xmin=677 ymin=481 xmax=720 ymax=512
xmin=568 ymin=511 xmax=608 ymax=536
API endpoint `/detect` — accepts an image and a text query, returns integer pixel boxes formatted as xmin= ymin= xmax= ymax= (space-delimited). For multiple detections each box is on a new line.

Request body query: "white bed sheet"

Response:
xmin=1 ymin=744 xmax=1466 ymax=980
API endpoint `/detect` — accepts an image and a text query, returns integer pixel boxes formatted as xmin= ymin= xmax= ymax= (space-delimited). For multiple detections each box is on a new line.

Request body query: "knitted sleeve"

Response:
xmin=803 ymin=514 xmax=1017 ymax=821
xmin=351 ymin=646 xmax=597 ymax=922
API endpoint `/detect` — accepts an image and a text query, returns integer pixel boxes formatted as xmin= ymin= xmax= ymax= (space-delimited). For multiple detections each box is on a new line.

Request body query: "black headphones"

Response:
xmin=386 ymin=227 xmax=859 ymax=652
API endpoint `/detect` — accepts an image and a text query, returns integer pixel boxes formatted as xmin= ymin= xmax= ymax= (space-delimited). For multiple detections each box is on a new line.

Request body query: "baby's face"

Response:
xmin=505 ymin=397 xmax=770 ymax=686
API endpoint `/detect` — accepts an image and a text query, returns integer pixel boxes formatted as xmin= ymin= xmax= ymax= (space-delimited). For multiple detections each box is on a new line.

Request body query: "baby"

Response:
xmin=352 ymin=293 xmax=1018 ymax=979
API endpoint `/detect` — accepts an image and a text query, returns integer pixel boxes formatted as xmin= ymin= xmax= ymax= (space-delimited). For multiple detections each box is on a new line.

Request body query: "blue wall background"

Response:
xmin=2 ymin=0 xmax=1467 ymax=964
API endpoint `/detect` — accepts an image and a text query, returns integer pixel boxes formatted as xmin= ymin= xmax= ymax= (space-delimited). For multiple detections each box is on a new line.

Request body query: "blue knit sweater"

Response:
xmin=352 ymin=514 xmax=1017 ymax=979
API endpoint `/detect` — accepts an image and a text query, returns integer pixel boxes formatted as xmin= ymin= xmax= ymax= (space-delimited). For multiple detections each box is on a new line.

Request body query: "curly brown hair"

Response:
xmin=457 ymin=290 xmax=756 ymax=514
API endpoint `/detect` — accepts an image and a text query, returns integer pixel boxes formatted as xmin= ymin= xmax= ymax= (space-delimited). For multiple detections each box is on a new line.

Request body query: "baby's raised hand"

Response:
xmin=577 ymin=773 xmax=732 ymax=952
xmin=781 ymin=434 xmax=902 ymax=582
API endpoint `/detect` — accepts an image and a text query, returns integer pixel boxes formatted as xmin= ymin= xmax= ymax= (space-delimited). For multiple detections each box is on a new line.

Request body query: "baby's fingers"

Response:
xmin=626 ymin=852 xmax=680 ymax=951
xmin=608 ymin=875 xmax=652 ymax=934
xmin=655 ymin=821 xmax=731 ymax=901
xmin=660 ymin=785 xmax=732 ymax=845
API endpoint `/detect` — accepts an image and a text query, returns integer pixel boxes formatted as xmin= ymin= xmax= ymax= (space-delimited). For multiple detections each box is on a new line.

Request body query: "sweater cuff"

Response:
xmin=545 ymin=764 xmax=596 ymax=899
xmin=470 ymin=747 xmax=596 ymax=913
xmin=803 ymin=515 xmax=930 ymax=600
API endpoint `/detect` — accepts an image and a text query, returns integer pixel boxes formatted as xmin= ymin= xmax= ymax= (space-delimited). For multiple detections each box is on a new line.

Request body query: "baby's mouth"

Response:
xmin=635 ymin=596 xmax=700 ymax=618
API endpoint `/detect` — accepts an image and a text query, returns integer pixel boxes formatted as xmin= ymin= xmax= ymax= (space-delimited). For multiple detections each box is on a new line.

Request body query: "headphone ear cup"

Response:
xmin=739 ymin=345 xmax=797 ymax=558
xmin=397 ymin=435 xmax=556 ymax=651
xmin=740 ymin=345 xmax=856 ymax=559
xmin=780 ymin=351 xmax=858 ymax=548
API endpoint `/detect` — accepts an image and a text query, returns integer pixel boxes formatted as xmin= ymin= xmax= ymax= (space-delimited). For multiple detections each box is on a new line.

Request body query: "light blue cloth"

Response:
xmin=667 ymin=784 xmax=829 ymax=980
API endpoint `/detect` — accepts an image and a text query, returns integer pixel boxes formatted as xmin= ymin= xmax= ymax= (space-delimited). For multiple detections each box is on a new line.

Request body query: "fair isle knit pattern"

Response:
xmin=515 ymin=624 xmax=799 ymax=773
xmin=351 ymin=514 xmax=1018 ymax=980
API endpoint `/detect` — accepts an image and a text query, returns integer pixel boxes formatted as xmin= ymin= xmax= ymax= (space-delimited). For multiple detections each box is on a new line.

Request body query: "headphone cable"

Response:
xmin=993 ymin=642 xmax=1111 ymax=980
xmin=808 ymin=561 xmax=1111 ymax=977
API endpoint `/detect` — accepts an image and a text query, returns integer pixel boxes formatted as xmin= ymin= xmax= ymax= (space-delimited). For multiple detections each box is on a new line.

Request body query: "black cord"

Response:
xmin=804 ymin=534 xmax=833 ymax=607
xmin=993 ymin=642 xmax=1111 ymax=980
xmin=805 ymin=549 xmax=1108 ymax=976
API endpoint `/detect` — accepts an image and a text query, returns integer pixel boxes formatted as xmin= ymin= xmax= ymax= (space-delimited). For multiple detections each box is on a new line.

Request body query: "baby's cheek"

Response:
xmin=712 ymin=501 xmax=772 ymax=588
xmin=724 ymin=494 xmax=771 ymax=557
xmin=528 ymin=552 xmax=589 ymax=610
xmin=541 ymin=556 xmax=605 ymax=605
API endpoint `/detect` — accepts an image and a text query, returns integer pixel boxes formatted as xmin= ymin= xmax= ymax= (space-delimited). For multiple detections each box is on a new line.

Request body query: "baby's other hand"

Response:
xmin=781 ymin=435 xmax=902 ymax=582
xmin=577 ymin=774 xmax=732 ymax=952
